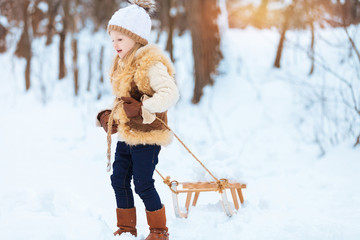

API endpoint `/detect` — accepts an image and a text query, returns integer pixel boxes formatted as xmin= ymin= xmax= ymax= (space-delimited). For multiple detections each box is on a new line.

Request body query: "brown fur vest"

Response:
xmin=111 ymin=44 xmax=175 ymax=146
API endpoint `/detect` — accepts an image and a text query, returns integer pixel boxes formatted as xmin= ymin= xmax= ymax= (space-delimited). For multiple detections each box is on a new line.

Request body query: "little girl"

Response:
xmin=95 ymin=1 xmax=179 ymax=239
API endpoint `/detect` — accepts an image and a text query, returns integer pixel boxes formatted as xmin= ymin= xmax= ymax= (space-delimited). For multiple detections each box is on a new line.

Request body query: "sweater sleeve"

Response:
xmin=141 ymin=62 xmax=180 ymax=114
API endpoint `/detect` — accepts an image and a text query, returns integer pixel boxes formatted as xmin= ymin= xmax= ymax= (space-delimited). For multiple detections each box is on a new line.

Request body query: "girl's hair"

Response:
xmin=109 ymin=42 xmax=143 ymax=83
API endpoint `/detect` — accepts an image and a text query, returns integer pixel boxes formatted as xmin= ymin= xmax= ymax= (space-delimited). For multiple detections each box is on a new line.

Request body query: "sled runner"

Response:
xmin=169 ymin=180 xmax=246 ymax=218
xmin=106 ymin=100 xmax=247 ymax=218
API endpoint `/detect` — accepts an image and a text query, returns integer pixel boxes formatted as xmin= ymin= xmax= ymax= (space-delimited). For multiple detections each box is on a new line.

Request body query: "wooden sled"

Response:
xmin=170 ymin=180 xmax=247 ymax=218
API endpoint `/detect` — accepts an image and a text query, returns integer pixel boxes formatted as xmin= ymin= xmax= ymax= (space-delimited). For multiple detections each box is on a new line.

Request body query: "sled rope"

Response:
xmin=154 ymin=117 xmax=228 ymax=193
xmin=106 ymin=99 xmax=124 ymax=172
xmin=106 ymin=99 xmax=228 ymax=193
xmin=155 ymin=169 xmax=179 ymax=194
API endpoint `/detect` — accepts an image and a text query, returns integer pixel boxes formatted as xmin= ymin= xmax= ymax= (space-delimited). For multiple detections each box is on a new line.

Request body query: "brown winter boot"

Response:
xmin=113 ymin=207 xmax=137 ymax=237
xmin=145 ymin=205 xmax=169 ymax=240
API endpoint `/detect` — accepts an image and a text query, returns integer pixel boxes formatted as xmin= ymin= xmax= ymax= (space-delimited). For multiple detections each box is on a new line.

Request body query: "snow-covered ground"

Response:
xmin=0 ymin=26 xmax=359 ymax=240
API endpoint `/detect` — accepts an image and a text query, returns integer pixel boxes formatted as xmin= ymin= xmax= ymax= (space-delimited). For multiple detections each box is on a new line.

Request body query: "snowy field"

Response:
xmin=0 ymin=26 xmax=360 ymax=240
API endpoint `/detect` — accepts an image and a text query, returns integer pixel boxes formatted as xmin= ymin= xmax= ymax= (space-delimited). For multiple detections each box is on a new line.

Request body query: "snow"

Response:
xmin=1 ymin=25 xmax=360 ymax=240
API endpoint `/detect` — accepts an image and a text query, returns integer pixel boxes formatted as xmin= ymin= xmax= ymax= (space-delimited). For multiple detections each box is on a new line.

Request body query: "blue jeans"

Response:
xmin=111 ymin=141 xmax=162 ymax=211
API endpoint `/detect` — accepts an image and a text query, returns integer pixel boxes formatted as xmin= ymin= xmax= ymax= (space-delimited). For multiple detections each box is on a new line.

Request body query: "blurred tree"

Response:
xmin=87 ymin=50 xmax=92 ymax=91
xmin=45 ymin=0 xmax=61 ymax=46
xmin=339 ymin=0 xmax=360 ymax=147
xmin=252 ymin=0 xmax=269 ymax=28
xmin=173 ymin=0 xmax=188 ymax=36
xmin=71 ymin=14 xmax=80 ymax=97
xmin=31 ymin=0 xmax=46 ymax=37
xmin=274 ymin=2 xmax=295 ymax=68
xmin=304 ymin=0 xmax=316 ymax=75
xmin=164 ymin=0 xmax=175 ymax=62
xmin=342 ymin=0 xmax=360 ymax=25
xmin=2 ymin=0 xmax=357 ymax=104
xmin=154 ymin=0 xmax=186 ymax=61
xmin=184 ymin=0 xmax=223 ymax=104
xmin=0 ymin=0 xmax=23 ymax=26
xmin=14 ymin=0 xmax=32 ymax=90
xmin=226 ymin=0 xmax=255 ymax=29
xmin=97 ymin=45 xmax=105 ymax=100
xmin=91 ymin=0 xmax=118 ymax=31
xmin=0 ymin=23 xmax=7 ymax=53
xmin=58 ymin=0 xmax=70 ymax=80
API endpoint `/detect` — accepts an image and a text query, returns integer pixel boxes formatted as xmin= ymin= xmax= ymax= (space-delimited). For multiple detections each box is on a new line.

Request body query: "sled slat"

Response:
xmin=182 ymin=182 xmax=246 ymax=189
xmin=185 ymin=192 xmax=192 ymax=211
xmin=192 ymin=192 xmax=200 ymax=206
xmin=237 ymin=188 xmax=244 ymax=204
xmin=230 ymin=188 xmax=239 ymax=210
xmin=176 ymin=188 xmax=218 ymax=193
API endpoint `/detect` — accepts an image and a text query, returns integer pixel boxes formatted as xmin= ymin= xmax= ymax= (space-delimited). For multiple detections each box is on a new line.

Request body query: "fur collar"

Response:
xmin=135 ymin=44 xmax=162 ymax=58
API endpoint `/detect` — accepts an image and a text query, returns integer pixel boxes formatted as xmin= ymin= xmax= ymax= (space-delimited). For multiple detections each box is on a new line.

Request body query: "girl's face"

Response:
xmin=110 ymin=31 xmax=136 ymax=59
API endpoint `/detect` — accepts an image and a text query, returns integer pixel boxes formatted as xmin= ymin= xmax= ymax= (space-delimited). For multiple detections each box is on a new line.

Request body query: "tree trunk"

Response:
xmin=99 ymin=45 xmax=104 ymax=84
xmin=344 ymin=0 xmax=355 ymax=25
xmin=274 ymin=28 xmax=286 ymax=68
xmin=87 ymin=51 xmax=92 ymax=91
xmin=304 ymin=0 xmax=315 ymax=75
xmin=46 ymin=0 xmax=61 ymax=46
xmin=97 ymin=45 xmax=104 ymax=100
xmin=185 ymin=0 xmax=223 ymax=104
xmin=59 ymin=32 xmax=66 ymax=79
xmin=338 ymin=0 xmax=360 ymax=62
xmin=354 ymin=134 xmax=360 ymax=147
xmin=165 ymin=0 xmax=174 ymax=62
xmin=72 ymin=5 xmax=80 ymax=96
xmin=25 ymin=56 xmax=31 ymax=90
xmin=274 ymin=3 xmax=294 ymax=68
xmin=31 ymin=1 xmax=45 ymax=37
xmin=309 ymin=22 xmax=315 ymax=75
xmin=58 ymin=0 xmax=70 ymax=80
xmin=72 ymin=36 xmax=79 ymax=96
xmin=92 ymin=0 xmax=117 ymax=31
xmin=157 ymin=0 xmax=168 ymax=33
xmin=0 ymin=23 xmax=7 ymax=53
xmin=14 ymin=0 xmax=31 ymax=90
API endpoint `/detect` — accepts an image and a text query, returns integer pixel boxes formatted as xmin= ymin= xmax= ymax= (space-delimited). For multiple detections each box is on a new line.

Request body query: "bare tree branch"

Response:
xmin=288 ymin=40 xmax=359 ymax=115
xmin=343 ymin=26 xmax=360 ymax=63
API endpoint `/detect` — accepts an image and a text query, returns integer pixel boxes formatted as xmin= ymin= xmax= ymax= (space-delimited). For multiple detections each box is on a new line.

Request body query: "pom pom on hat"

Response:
xmin=107 ymin=0 xmax=157 ymax=45
xmin=128 ymin=0 xmax=156 ymax=15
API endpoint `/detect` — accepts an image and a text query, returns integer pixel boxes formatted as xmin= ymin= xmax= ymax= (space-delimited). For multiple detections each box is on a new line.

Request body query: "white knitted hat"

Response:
xmin=107 ymin=0 xmax=156 ymax=45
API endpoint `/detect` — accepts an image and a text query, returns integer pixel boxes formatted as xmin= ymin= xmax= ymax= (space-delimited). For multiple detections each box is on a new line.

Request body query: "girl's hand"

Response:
xmin=121 ymin=97 xmax=142 ymax=118
xmin=99 ymin=110 xmax=118 ymax=134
